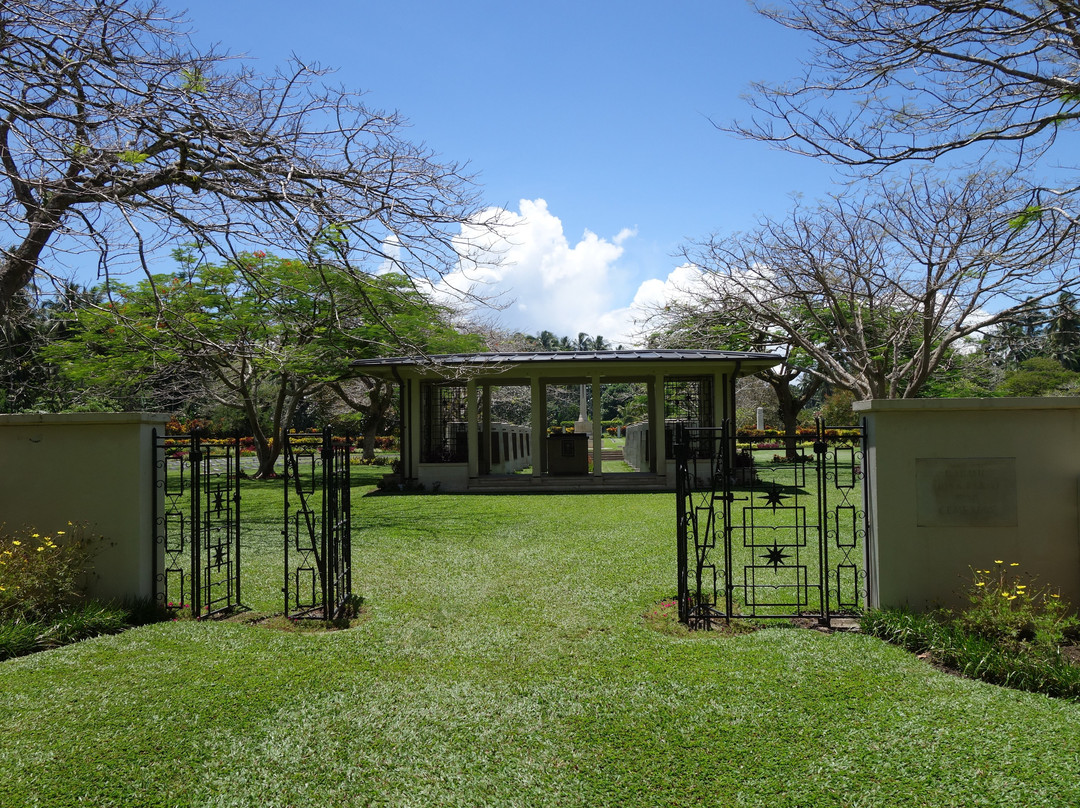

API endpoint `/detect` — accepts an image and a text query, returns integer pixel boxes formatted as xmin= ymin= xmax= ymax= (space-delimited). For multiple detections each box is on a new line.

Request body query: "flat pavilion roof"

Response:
xmin=352 ymin=349 xmax=781 ymax=379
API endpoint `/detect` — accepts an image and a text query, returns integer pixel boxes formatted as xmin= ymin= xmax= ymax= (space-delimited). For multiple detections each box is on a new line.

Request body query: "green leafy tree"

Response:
xmin=0 ymin=284 xmax=111 ymax=412
xmin=1046 ymin=292 xmax=1080 ymax=372
xmin=537 ymin=331 xmax=559 ymax=350
xmin=916 ymin=348 xmax=1002 ymax=399
xmin=530 ymin=331 xmax=607 ymax=352
xmin=998 ymin=357 xmax=1080 ymax=397
xmin=818 ymin=389 xmax=858 ymax=427
xmin=983 ymin=301 xmax=1050 ymax=369
xmin=47 ymin=251 xmax=479 ymax=476
xmin=646 ymin=305 xmax=822 ymax=456
xmin=1 ymin=290 xmax=55 ymax=413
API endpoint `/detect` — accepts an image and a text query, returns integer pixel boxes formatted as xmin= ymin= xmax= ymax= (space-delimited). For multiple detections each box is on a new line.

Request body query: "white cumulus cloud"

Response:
xmin=439 ymin=199 xmax=640 ymax=345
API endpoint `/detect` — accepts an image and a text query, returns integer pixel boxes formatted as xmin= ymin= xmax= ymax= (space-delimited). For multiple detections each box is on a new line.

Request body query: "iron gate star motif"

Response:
xmin=760 ymin=486 xmax=786 ymax=510
xmin=762 ymin=543 xmax=790 ymax=568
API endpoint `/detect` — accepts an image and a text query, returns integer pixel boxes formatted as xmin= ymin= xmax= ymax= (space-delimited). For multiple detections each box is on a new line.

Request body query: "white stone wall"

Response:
xmin=0 ymin=413 xmax=169 ymax=603
xmin=487 ymin=423 xmax=532 ymax=474
xmin=624 ymin=422 xmax=648 ymax=471
xmin=855 ymin=398 xmax=1080 ymax=612
xmin=417 ymin=422 xmax=532 ymax=491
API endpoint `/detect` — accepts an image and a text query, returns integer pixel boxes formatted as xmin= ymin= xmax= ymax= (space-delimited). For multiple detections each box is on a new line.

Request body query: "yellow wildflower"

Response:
xmin=994 ymin=560 xmax=1003 ymax=564
xmin=1009 ymin=562 xmax=1020 ymax=567
xmin=30 ymin=533 xmax=39 ymax=538
xmin=36 ymin=546 xmax=44 ymax=552
xmin=1016 ymin=585 xmax=1027 ymax=590
xmin=1008 ymin=595 xmax=1018 ymax=601
xmin=975 ymin=582 xmax=986 ymax=587
xmin=11 ymin=540 xmax=21 ymax=546
xmin=56 ymin=531 xmax=65 ymax=536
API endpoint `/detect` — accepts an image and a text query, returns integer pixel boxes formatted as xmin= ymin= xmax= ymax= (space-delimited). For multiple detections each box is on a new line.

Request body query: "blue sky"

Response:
xmin=173 ymin=0 xmax=841 ymax=345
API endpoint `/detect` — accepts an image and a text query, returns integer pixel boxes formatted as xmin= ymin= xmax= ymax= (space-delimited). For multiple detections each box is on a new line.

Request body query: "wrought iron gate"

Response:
xmin=152 ymin=431 xmax=241 ymax=617
xmin=283 ymin=428 xmax=353 ymax=620
xmin=675 ymin=420 xmax=870 ymax=628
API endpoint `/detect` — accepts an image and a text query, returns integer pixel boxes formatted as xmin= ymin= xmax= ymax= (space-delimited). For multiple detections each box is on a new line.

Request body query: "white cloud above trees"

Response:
xmin=439 ymin=199 xmax=650 ymax=346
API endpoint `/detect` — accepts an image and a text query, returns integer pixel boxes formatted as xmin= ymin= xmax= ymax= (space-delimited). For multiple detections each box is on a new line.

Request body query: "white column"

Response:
xmin=591 ymin=374 xmax=603 ymax=478
xmin=481 ymin=383 xmax=492 ymax=475
xmin=652 ymin=373 xmax=667 ymax=480
xmin=466 ymin=378 xmax=478 ymax=479
xmin=408 ymin=379 xmax=421 ymax=478
xmin=531 ymin=376 xmax=543 ymax=478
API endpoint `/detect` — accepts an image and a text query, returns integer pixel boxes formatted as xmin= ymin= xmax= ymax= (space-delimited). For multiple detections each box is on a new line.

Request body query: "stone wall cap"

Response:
xmin=853 ymin=397 xmax=1080 ymax=413
xmin=0 ymin=412 xmax=172 ymax=426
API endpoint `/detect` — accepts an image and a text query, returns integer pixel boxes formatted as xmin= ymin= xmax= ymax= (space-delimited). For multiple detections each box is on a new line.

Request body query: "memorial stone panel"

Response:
xmin=915 ymin=457 xmax=1018 ymax=528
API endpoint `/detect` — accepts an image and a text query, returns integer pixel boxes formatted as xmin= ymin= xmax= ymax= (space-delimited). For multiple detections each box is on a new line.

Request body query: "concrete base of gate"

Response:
xmin=856 ymin=397 xmax=1080 ymax=612
xmin=0 ymin=412 xmax=169 ymax=604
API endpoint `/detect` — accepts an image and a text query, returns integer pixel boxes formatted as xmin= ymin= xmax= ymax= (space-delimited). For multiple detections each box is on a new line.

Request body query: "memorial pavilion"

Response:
xmin=351 ymin=349 xmax=780 ymax=492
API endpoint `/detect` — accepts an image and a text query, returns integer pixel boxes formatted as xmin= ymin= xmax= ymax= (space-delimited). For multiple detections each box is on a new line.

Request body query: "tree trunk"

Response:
xmin=253 ymin=439 xmax=282 ymax=479
xmin=362 ymin=426 xmax=378 ymax=460
xmin=770 ymin=372 xmax=822 ymax=459
xmin=774 ymin=383 xmax=801 ymax=459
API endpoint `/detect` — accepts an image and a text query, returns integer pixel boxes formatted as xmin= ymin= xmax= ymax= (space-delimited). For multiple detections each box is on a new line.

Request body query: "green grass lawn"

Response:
xmin=3 ymin=467 xmax=1080 ymax=806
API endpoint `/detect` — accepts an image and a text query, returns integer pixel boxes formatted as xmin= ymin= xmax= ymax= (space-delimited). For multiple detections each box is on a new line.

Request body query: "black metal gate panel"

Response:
xmin=676 ymin=420 xmax=870 ymax=628
xmin=283 ymin=428 xmax=353 ymax=620
xmin=152 ymin=432 xmax=241 ymax=617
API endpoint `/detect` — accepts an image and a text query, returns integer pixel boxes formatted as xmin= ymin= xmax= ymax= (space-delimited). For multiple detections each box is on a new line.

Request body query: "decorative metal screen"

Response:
xmin=283 ymin=428 xmax=353 ymax=620
xmin=675 ymin=420 xmax=870 ymax=628
xmin=152 ymin=431 xmax=241 ymax=618
xmin=664 ymin=377 xmax=714 ymax=459
xmin=421 ymin=383 xmax=469 ymax=462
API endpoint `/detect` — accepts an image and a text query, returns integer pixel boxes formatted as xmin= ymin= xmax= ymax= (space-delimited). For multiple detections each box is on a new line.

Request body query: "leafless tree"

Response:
xmin=679 ymin=170 xmax=1080 ymax=400
xmin=0 ymin=0 xmax=489 ymax=316
xmin=730 ymin=0 xmax=1080 ymax=175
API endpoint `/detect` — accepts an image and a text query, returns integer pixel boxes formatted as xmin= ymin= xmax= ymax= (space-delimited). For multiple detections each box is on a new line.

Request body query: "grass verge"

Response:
xmin=0 ymin=599 xmax=164 ymax=661
xmin=862 ymin=607 xmax=1080 ymax=701
xmin=3 ymin=472 xmax=1080 ymax=806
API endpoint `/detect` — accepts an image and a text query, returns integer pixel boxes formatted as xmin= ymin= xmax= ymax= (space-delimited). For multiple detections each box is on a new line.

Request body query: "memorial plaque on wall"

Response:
xmin=915 ymin=457 xmax=1018 ymax=527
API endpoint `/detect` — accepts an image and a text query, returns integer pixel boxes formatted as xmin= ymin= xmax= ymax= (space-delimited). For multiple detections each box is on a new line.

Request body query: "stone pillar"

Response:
xmin=651 ymin=373 xmax=667 ymax=479
xmin=481 ymin=383 xmax=492 ymax=475
xmin=575 ymin=384 xmax=592 ymax=434
xmin=0 ymin=412 xmax=169 ymax=603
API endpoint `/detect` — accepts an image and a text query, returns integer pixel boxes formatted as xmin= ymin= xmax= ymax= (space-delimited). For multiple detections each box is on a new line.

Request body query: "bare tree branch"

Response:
xmin=674 ymin=170 xmax=1080 ymax=400
xmin=729 ymin=1 xmax=1080 ymax=174
xmin=0 ymin=0 xmax=491 ymax=316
